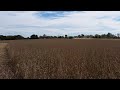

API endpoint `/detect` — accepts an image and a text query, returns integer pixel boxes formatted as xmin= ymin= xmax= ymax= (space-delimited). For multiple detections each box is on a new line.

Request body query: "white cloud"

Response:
xmin=0 ymin=11 xmax=120 ymax=37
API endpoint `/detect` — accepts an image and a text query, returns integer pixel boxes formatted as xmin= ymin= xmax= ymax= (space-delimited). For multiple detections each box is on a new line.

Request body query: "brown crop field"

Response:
xmin=1 ymin=39 xmax=120 ymax=79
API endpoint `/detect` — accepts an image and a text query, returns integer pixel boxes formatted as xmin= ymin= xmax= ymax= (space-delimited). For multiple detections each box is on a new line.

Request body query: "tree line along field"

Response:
xmin=1 ymin=39 xmax=120 ymax=79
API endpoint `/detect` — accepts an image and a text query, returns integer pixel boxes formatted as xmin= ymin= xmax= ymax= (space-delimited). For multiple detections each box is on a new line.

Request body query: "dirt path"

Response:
xmin=0 ymin=43 xmax=14 ymax=79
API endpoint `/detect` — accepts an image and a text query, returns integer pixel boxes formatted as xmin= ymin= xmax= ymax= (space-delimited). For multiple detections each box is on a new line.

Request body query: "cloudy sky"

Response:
xmin=0 ymin=11 xmax=120 ymax=37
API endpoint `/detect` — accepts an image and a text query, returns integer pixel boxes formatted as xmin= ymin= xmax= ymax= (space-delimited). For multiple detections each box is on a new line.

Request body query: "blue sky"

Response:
xmin=0 ymin=11 xmax=120 ymax=37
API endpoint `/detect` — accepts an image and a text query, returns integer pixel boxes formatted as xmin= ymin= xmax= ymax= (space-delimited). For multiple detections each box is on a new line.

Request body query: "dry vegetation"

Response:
xmin=0 ymin=43 xmax=14 ymax=79
xmin=1 ymin=39 xmax=120 ymax=79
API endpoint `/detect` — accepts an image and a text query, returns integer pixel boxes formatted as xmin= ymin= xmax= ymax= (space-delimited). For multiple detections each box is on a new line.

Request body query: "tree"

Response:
xmin=117 ymin=33 xmax=120 ymax=38
xmin=94 ymin=34 xmax=101 ymax=38
xmin=68 ymin=36 xmax=73 ymax=39
xmin=0 ymin=35 xmax=4 ymax=40
xmin=58 ymin=36 xmax=62 ymax=38
xmin=89 ymin=35 xmax=94 ymax=38
xmin=1 ymin=36 xmax=6 ymax=40
xmin=101 ymin=34 xmax=107 ymax=38
xmin=39 ymin=36 xmax=43 ymax=39
xmin=107 ymin=32 xmax=113 ymax=38
xmin=81 ymin=34 xmax=84 ymax=38
xmin=15 ymin=35 xmax=24 ymax=39
xmin=78 ymin=35 xmax=81 ymax=38
xmin=30 ymin=34 xmax=38 ymax=39
xmin=43 ymin=34 xmax=47 ymax=39
xmin=65 ymin=35 xmax=67 ymax=38
xmin=54 ymin=36 xmax=57 ymax=38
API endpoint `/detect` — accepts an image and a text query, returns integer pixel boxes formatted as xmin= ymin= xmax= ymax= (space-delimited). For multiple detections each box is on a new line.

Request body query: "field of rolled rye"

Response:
xmin=0 ymin=39 xmax=120 ymax=79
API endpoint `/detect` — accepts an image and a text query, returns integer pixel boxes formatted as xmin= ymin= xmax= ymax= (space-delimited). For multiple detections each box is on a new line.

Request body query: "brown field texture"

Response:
xmin=1 ymin=39 xmax=120 ymax=79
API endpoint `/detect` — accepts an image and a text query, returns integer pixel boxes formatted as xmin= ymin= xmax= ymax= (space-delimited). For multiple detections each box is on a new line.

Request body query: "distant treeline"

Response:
xmin=0 ymin=33 xmax=120 ymax=40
